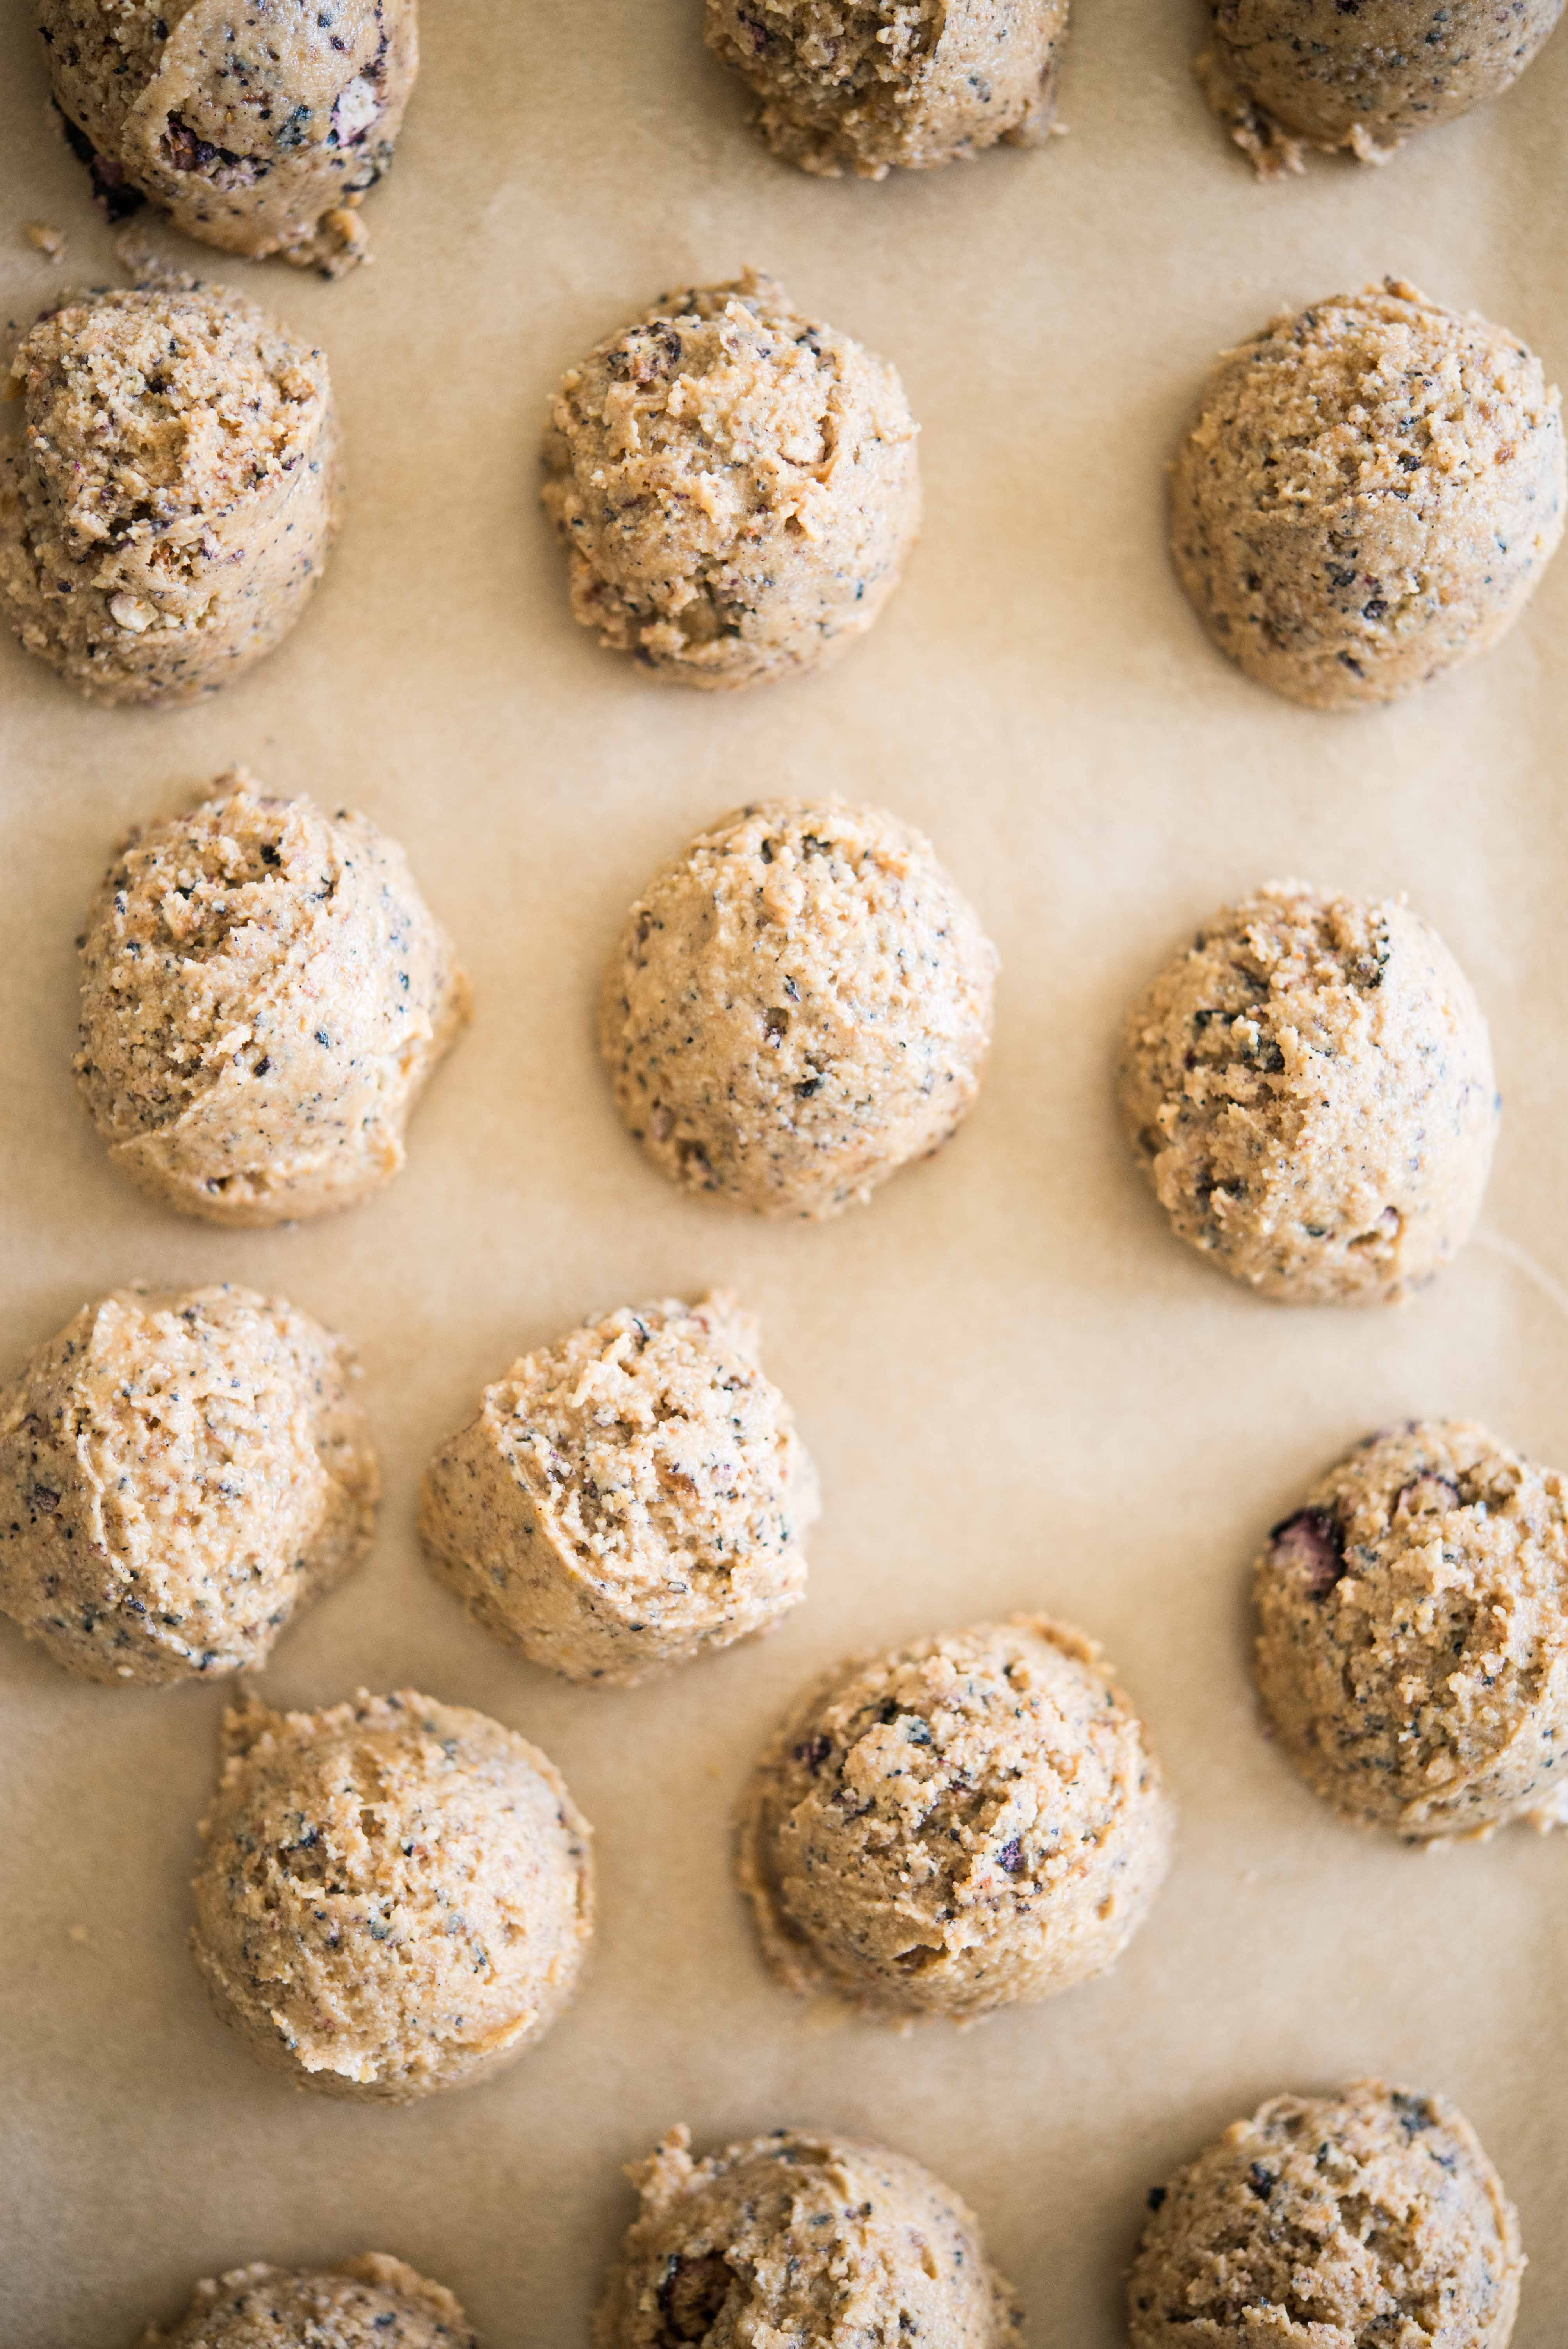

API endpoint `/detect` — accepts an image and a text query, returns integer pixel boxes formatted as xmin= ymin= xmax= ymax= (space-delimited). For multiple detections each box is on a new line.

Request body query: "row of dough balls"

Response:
xmin=3 ymin=271 xmax=1562 ymax=712
xmin=132 ymin=2082 xmax=1526 ymax=2347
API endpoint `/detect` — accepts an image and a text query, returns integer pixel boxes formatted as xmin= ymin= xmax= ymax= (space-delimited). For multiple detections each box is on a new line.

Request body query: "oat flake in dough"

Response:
xmin=139 ymin=2256 xmax=474 ymax=2349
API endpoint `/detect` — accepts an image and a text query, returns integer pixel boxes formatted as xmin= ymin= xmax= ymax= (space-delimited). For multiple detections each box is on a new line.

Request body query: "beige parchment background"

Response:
xmin=2 ymin=2 xmax=1567 ymax=2342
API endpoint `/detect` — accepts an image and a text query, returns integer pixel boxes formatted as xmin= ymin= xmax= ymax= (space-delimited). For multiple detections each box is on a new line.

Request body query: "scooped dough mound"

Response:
xmin=0 ymin=283 xmax=339 ymax=704
xmin=1170 ymin=280 xmax=1565 ymax=708
xmin=595 ymin=2125 xmax=1024 ymax=2348
xmin=418 ymin=1291 xmax=820 ymax=1686
xmin=542 ymin=269 xmax=920 ymax=689
xmin=190 ymin=1688 xmax=594 ymax=2101
xmin=1117 ymin=881 xmax=1497 ymax=1305
xmin=1128 ymin=2080 xmax=1523 ymax=2347
xmin=600 ymin=799 xmax=997 ymax=1218
xmin=704 ymin=0 xmax=1067 ymax=179
xmin=139 ymin=2256 xmax=473 ymax=2349
xmin=1198 ymin=0 xmax=1563 ymax=179
xmin=737 ymin=1615 xmax=1173 ymax=2021
xmin=39 ymin=0 xmax=418 ymax=276
xmin=1255 ymin=1420 xmax=1568 ymax=1838
xmin=75 ymin=773 xmax=471 ymax=1226
xmin=0 ymin=1284 xmax=375 ymax=1686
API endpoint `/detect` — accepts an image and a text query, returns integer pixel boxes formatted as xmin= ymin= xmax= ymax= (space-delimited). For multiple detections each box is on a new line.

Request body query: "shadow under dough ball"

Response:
xmin=190 ymin=1689 xmax=594 ymax=2101
xmin=1171 ymin=279 xmax=1565 ymax=708
xmin=600 ymin=799 xmax=997 ymax=1218
xmin=139 ymin=2257 xmax=474 ymax=2349
xmin=704 ymin=0 xmax=1067 ymax=178
xmin=736 ymin=1615 xmax=1173 ymax=2021
xmin=542 ymin=269 xmax=920 ymax=688
xmin=419 ymin=1292 xmax=819 ymax=1686
xmin=1128 ymin=2081 xmax=1523 ymax=2348
xmin=595 ymin=2125 xmax=1023 ymax=2349
xmin=1117 ymin=881 xmax=1498 ymax=1305
xmin=0 ymin=1285 xmax=376 ymax=1686
xmin=1256 ymin=1420 xmax=1568 ymax=1838
xmin=0 ymin=283 xmax=339 ymax=704
xmin=74 ymin=773 xmax=470 ymax=1225
xmin=38 ymin=0 xmax=418 ymax=276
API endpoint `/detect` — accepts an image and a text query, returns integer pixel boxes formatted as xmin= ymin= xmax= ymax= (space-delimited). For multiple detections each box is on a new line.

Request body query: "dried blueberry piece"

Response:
xmin=1246 ymin=2162 xmax=1275 ymax=2201
xmin=793 ymin=1732 xmax=830 ymax=1773
xmin=997 ymin=1837 xmax=1024 ymax=1875
xmin=1267 ymin=1506 xmax=1345 ymax=1598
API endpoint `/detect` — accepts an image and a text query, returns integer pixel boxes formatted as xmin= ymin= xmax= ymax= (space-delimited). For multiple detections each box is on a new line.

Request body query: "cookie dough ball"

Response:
xmin=39 ymin=0 xmax=418 ymax=276
xmin=0 ymin=1284 xmax=375 ymax=1686
xmin=139 ymin=2256 xmax=473 ymax=2349
xmin=542 ymin=270 xmax=919 ymax=689
xmin=1255 ymin=1420 xmax=1568 ymax=1838
xmin=737 ymin=1615 xmax=1173 ymax=2021
xmin=1128 ymin=2081 xmax=1523 ymax=2347
xmin=705 ymin=0 xmax=1067 ymax=179
xmin=190 ymin=1689 xmax=594 ymax=2100
xmin=1117 ymin=882 xmax=1498 ymax=1305
xmin=1198 ymin=0 xmax=1563 ymax=179
xmin=601 ymin=800 xmax=997 ymax=1218
xmin=0 ymin=284 xmax=339 ymax=704
xmin=596 ymin=2125 xmax=1023 ymax=2349
xmin=1171 ymin=280 xmax=1565 ymax=708
xmin=74 ymin=774 xmax=470 ymax=1226
xmin=419 ymin=1292 xmax=819 ymax=1687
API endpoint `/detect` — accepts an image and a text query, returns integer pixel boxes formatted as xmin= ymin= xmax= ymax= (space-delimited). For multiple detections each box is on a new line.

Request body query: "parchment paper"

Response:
xmin=3 ymin=4 xmax=1567 ymax=2342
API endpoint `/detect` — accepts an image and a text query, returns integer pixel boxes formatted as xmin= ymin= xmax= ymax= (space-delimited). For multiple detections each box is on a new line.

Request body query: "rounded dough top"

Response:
xmin=139 ymin=2256 xmax=473 ymax=2348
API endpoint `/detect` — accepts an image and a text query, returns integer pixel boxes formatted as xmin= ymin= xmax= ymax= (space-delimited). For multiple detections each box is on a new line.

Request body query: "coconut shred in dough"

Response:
xmin=0 ymin=1285 xmax=375 ymax=1686
xmin=1117 ymin=882 xmax=1498 ymax=1305
xmin=542 ymin=270 xmax=920 ymax=688
xmin=705 ymin=0 xmax=1068 ymax=178
xmin=595 ymin=2126 xmax=1023 ymax=2349
xmin=1128 ymin=2081 xmax=1524 ymax=2348
xmin=1256 ymin=1420 xmax=1568 ymax=1839
xmin=190 ymin=1689 xmax=594 ymax=2101
xmin=0 ymin=284 xmax=339 ymax=704
xmin=1171 ymin=280 xmax=1565 ymax=709
xmin=737 ymin=1616 xmax=1173 ymax=2021
xmin=419 ymin=1292 xmax=820 ymax=1686
xmin=139 ymin=2256 xmax=474 ymax=2349
xmin=75 ymin=774 xmax=470 ymax=1225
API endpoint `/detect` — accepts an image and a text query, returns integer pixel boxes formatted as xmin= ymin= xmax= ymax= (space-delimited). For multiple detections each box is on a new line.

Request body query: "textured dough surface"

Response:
xmin=1128 ymin=2080 xmax=1523 ymax=2347
xmin=600 ymin=798 xmax=997 ymax=1218
xmin=737 ymin=1615 xmax=1173 ymax=2020
xmin=39 ymin=0 xmax=418 ymax=275
xmin=1170 ymin=280 xmax=1565 ymax=709
xmin=595 ymin=2125 xmax=1024 ymax=2348
xmin=542 ymin=270 xmax=920 ymax=689
xmin=1255 ymin=1420 xmax=1568 ymax=1837
xmin=705 ymin=0 xmax=1067 ymax=178
xmin=419 ymin=1292 xmax=819 ymax=1686
xmin=0 ymin=1284 xmax=375 ymax=1686
xmin=190 ymin=1688 xmax=594 ymax=2101
xmin=1117 ymin=881 xmax=1497 ymax=1305
xmin=75 ymin=773 xmax=470 ymax=1226
xmin=0 ymin=283 xmax=339 ymax=704
xmin=139 ymin=2256 xmax=473 ymax=2348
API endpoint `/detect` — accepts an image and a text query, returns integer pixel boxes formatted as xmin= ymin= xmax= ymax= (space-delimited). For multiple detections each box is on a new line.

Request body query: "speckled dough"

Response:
xmin=419 ymin=1292 xmax=819 ymax=1687
xmin=1255 ymin=1420 xmax=1568 ymax=1839
xmin=39 ymin=0 xmax=418 ymax=276
xmin=1171 ymin=280 xmax=1565 ymax=708
xmin=139 ymin=2256 xmax=474 ymax=2349
xmin=1117 ymin=882 xmax=1498 ymax=1305
xmin=542 ymin=270 xmax=920 ymax=689
xmin=600 ymin=799 xmax=997 ymax=1219
xmin=190 ymin=1689 xmax=594 ymax=2101
xmin=1198 ymin=0 xmax=1563 ymax=178
xmin=737 ymin=1615 xmax=1173 ymax=2021
xmin=596 ymin=2126 xmax=1023 ymax=2347
xmin=1128 ymin=2080 xmax=1523 ymax=2348
xmin=0 ymin=1284 xmax=375 ymax=1686
xmin=704 ymin=0 xmax=1068 ymax=178
xmin=74 ymin=774 xmax=470 ymax=1226
xmin=0 ymin=283 xmax=339 ymax=704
